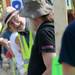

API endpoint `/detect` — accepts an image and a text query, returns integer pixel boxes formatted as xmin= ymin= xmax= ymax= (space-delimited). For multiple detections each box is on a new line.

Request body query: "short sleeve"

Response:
xmin=59 ymin=27 xmax=75 ymax=66
xmin=38 ymin=28 xmax=55 ymax=53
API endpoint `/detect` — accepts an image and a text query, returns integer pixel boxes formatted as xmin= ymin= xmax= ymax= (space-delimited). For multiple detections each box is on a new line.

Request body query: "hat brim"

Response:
xmin=6 ymin=10 xmax=19 ymax=25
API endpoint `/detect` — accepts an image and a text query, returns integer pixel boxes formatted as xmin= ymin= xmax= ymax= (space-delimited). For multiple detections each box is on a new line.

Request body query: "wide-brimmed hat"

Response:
xmin=22 ymin=0 xmax=53 ymax=19
xmin=3 ymin=6 xmax=19 ymax=25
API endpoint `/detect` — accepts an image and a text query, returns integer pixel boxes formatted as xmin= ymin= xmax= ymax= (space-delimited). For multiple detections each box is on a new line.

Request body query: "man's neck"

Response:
xmin=36 ymin=20 xmax=44 ymax=31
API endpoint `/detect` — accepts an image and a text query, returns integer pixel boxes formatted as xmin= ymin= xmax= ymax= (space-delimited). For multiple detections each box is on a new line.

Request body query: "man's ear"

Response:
xmin=34 ymin=17 xmax=41 ymax=25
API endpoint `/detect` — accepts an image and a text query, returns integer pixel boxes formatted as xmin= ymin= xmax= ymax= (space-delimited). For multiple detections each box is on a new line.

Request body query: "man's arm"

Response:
xmin=42 ymin=52 xmax=56 ymax=75
xmin=38 ymin=24 xmax=55 ymax=75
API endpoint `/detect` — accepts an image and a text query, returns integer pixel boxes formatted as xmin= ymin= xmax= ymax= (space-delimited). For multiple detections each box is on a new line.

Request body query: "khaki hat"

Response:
xmin=22 ymin=0 xmax=53 ymax=19
xmin=1 ymin=6 xmax=19 ymax=34
xmin=3 ymin=6 xmax=19 ymax=25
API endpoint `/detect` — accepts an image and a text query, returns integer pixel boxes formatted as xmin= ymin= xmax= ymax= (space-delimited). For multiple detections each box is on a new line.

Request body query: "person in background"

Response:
xmin=22 ymin=0 xmax=56 ymax=75
xmin=2 ymin=7 xmax=29 ymax=59
xmin=2 ymin=6 xmax=26 ymax=75
xmin=59 ymin=14 xmax=75 ymax=75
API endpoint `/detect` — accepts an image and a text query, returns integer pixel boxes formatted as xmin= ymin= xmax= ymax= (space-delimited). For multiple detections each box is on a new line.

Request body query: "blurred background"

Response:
xmin=0 ymin=0 xmax=75 ymax=75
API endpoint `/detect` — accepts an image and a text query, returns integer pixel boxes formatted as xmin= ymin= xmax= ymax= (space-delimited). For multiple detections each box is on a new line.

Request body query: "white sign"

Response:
xmin=11 ymin=0 xmax=23 ymax=10
xmin=65 ymin=0 xmax=72 ymax=9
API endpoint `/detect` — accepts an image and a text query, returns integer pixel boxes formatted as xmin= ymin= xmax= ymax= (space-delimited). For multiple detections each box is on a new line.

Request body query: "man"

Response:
xmin=58 ymin=20 xmax=75 ymax=75
xmin=22 ymin=0 xmax=56 ymax=75
xmin=2 ymin=6 xmax=28 ymax=75
xmin=3 ymin=6 xmax=33 ymax=75
xmin=1 ymin=6 xmax=26 ymax=57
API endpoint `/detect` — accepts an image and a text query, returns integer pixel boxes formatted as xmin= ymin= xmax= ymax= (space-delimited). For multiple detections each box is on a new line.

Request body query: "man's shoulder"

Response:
xmin=38 ymin=21 xmax=54 ymax=31
xmin=38 ymin=24 xmax=54 ymax=36
xmin=63 ymin=20 xmax=75 ymax=35
xmin=68 ymin=20 xmax=75 ymax=29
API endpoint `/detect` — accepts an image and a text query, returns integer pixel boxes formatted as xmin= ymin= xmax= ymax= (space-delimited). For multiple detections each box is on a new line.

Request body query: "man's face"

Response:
xmin=31 ymin=18 xmax=40 ymax=31
xmin=31 ymin=17 xmax=42 ymax=31
xmin=10 ymin=14 xmax=25 ymax=31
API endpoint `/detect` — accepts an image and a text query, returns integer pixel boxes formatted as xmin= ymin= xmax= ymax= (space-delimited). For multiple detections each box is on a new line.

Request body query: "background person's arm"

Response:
xmin=0 ymin=38 xmax=9 ymax=48
xmin=62 ymin=63 xmax=75 ymax=75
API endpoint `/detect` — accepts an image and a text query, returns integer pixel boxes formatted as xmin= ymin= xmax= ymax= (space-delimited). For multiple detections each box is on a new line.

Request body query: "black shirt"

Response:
xmin=59 ymin=20 xmax=75 ymax=67
xmin=28 ymin=20 xmax=55 ymax=75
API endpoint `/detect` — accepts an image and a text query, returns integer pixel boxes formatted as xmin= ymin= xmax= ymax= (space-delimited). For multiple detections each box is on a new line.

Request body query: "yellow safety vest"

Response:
xmin=18 ymin=31 xmax=33 ymax=72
